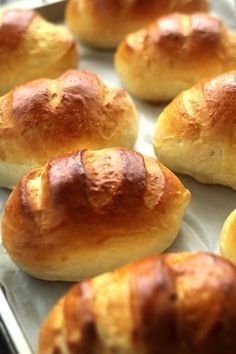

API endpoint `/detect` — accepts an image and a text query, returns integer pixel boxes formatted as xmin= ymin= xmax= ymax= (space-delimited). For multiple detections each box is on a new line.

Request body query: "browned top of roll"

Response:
xmin=168 ymin=71 xmax=236 ymax=143
xmin=0 ymin=70 xmax=137 ymax=164
xmin=123 ymin=13 xmax=225 ymax=58
xmin=11 ymin=69 xmax=105 ymax=128
xmin=0 ymin=9 xmax=36 ymax=50
xmin=203 ymin=72 xmax=236 ymax=137
xmin=39 ymin=252 xmax=236 ymax=353
xmin=155 ymin=13 xmax=222 ymax=52
xmin=0 ymin=8 xmax=78 ymax=96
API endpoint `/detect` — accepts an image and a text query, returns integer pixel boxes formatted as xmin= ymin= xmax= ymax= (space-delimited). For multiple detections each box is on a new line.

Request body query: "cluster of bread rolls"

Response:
xmin=38 ymin=252 xmax=236 ymax=354
xmin=66 ymin=0 xmax=208 ymax=48
xmin=0 ymin=69 xmax=138 ymax=188
xmin=2 ymin=148 xmax=190 ymax=281
xmin=0 ymin=1 xmax=235 ymax=353
xmin=0 ymin=9 xmax=78 ymax=94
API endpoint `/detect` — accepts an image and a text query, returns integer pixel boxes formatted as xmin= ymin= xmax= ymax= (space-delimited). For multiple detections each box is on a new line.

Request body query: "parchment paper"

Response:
xmin=0 ymin=0 xmax=235 ymax=351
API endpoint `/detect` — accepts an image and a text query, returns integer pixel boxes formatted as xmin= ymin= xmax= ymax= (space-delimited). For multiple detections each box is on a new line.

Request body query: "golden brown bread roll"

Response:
xmin=115 ymin=13 xmax=236 ymax=102
xmin=0 ymin=8 xmax=78 ymax=94
xmin=2 ymin=148 xmax=190 ymax=281
xmin=153 ymin=71 xmax=236 ymax=189
xmin=66 ymin=0 xmax=208 ymax=49
xmin=220 ymin=210 xmax=236 ymax=264
xmin=38 ymin=252 xmax=236 ymax=354
xmin=0 ymin=70 xmax=138 ymax=189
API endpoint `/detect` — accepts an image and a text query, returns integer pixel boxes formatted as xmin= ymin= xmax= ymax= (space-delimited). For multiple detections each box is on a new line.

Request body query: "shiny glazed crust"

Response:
xmin=153 ymin=71 xmax=236 ymax=189
xmin=38 ymin=252 xmax=236 ymax=353
xmin=115 ymin=13 xmax=236 ymax=101
xmin=66 ymin=0 xmax=208 ymax=48
xmin=0 ymin=70 xmax=138 ymax=189
xmin=0 ymin=9 xmax=78 ymax=94
xmin=2 ymin=148 xmax=190 ymax=281
xmin=220 ymin=210 xmax=236 ymax=263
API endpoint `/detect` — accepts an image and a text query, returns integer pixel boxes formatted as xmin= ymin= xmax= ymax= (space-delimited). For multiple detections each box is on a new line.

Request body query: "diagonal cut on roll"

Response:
xmin=220 ymin=210 xmax=236 ymax=264
xmin=38 ymin=252 xmax=236 ymax=354
xmin=115 ymin=12 xmax=236 ymax=101
xmin=153 ymin=71 xmax=236 ymax=189
xmin=2 ymin=148 xmax=190 ymax=281
xmin=66 ymin=0 xmax=208 ymax=49
xmin=0 ymin=8 xmax=78 ymax=94
xmin=0 ymin=70 xmax=138 ymax=189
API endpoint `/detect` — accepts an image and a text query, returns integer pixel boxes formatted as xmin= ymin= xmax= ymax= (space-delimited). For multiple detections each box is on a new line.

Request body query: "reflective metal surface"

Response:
xmin=0 ymin=285 xmax=32 ymax=354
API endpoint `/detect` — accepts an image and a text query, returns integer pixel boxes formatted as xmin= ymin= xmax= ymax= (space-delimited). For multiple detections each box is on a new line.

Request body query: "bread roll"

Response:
xmin=0 ymin=70 xmax=138 ymax=189
xmin=220 ymin=210 xmax=236 ymax=264
xmin=0 ymin=9 xmax=78 ymax=94
xmin=66 ymin=0 xmax=208 ymax=49
xmin=115 ymin=13 xmax=236 ymax=102
xmin=2 ymin=148 xmax=190 ymax=281
xmin=153 ymin=71 xmax=236 ymax=189
xmin=38 ymin=252 xmax=236 ymax=354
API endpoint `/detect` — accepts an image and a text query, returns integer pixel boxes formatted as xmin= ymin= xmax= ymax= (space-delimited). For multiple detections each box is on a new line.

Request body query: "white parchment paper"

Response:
xmin=0 ymin=0 xmax=235 ymax=351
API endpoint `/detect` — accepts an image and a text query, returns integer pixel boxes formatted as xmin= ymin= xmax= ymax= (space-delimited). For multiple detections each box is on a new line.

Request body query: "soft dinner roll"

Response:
xmin=2 ymin=148 xmax=190 ymax=281
xmin=115 ymin=13 xmax=236 ymax=101
xmin=0 ymin=8 xmax=78 ymax=94
xmin=38 ymin=252 xmax=236 ymax=354
xmin=153 ymin=71 xmax=236 ymax=189
xmin=66 ymin=0 xmax=208 ymax=49
xmin=220 ymin=210 xmax=236 ymax=264
xmin=0 ymin=70 xmax=138 ymax=189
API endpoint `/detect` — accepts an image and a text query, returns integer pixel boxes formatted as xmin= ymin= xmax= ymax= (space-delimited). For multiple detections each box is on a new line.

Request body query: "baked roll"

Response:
xmin=220 ymin=210 xmax=236 ymax=264
xmin=153 ymin=71 xmax=236 ymax=189
xmin=38 ymin=252 xmax=236 ymax=354
xmin=0 ymin=70 xmax=138 ymax=189
xmin=115 ymin=13 xmax=236 ymax=102
xmin=0 ymin=9 xmax=78 ymax=94
xmin=66 ymin=0 xmax=208 ymax=49
xmin=2 ymin=148 xmax=190 ymax=281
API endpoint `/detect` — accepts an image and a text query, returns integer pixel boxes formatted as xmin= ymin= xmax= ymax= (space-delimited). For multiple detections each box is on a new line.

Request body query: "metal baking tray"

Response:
xmin=1 ymin=0 xmax=67 ymax=22
xmin=0 ymin=1 xmax=235 ymax=353
xmin=0 ymin=285 xmax=32 ymax=354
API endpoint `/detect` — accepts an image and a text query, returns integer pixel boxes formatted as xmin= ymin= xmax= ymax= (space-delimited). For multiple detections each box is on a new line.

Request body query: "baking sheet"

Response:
xmin=0 ymin=0 xmax=236 ymax=351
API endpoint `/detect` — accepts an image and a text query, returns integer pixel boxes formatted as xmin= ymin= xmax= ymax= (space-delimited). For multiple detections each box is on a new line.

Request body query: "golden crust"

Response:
xmin=153 ymin=71 xmax=236 ymax=189
xmin=66 ymin=0 xmax=208 ymax=48
xmin=38 ymin=252 xmax=236 ymax=353
xmin=220 ymin=210 xmax=236 ymax=264
xmin=115 ymin=13 xmax=236 ymax=101
xmin=2 ymin=148 xmax=190 ymax=281
xmin=0 ymin=9 xmax=78 ymax=94
xmin=0 ymin=70 xmax=138 ymax=188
